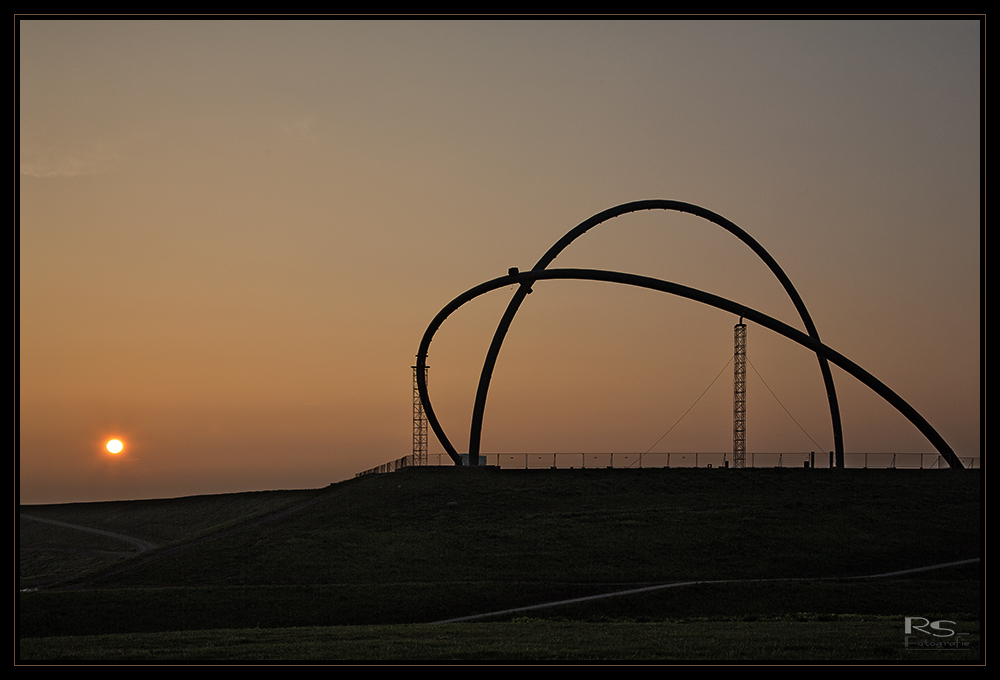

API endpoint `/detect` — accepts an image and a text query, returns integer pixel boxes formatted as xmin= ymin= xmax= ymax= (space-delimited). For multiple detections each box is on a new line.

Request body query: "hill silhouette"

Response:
xmin=19 ymin=467 xmax=981 ymax=648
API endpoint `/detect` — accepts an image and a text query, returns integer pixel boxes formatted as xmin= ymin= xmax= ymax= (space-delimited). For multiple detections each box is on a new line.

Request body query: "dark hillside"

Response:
xmin=19 ymin=468 xmax=981 ymax=636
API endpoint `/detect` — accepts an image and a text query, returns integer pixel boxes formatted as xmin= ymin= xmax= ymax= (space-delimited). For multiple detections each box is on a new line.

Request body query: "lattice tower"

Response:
xmin=412 ymin=364 xmax=428 ymax=465
xmin=733 ymin=321 xmax=747 ymax=468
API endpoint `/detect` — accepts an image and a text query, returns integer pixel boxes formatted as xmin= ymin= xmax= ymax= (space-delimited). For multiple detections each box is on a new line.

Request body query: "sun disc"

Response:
xmin=106 ymin=439 xmax=123 ymax=454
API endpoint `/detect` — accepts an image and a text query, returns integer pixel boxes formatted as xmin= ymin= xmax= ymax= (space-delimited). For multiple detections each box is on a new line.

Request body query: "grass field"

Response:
xmin=18 ymin=467 xmax=982 ymax=662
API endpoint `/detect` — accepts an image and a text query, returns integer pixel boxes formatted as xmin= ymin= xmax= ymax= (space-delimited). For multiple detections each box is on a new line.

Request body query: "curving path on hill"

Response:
xmin=20 ymin=513 xmax=159 ymax=553
xmin=430 ymin=558 xmax=982 ymax=624
xmin=20 ymin=489 xmax=334 ymax=591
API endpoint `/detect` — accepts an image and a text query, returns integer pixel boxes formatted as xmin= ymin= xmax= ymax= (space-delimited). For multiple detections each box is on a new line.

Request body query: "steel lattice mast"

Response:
xmin=733 ymin=319 xmax=747 ymax=468
xmin=412 ymin=363 xmax=428 ymax=465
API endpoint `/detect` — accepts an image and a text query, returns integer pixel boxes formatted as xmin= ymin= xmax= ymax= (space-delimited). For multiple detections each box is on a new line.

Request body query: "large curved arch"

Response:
xmin=415 ymin=268 xmax=963 ymax=470
xmin=468 ymin=201 xmax=845 ymax=467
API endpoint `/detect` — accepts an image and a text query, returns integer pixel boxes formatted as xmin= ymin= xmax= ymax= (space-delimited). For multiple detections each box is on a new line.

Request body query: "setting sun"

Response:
xmin=106 ymin=439 xmax=124 ymax=454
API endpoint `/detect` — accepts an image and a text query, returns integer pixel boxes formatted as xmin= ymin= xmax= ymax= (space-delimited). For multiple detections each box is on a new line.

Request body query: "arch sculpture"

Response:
xmin=415 ymin=203 xmax=963 ymax=470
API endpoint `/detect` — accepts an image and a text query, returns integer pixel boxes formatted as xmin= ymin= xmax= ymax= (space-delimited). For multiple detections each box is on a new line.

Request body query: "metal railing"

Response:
xmin=356 ymin=454 xmax=418 ymax=477
xmin=359 ymin=452 xmax=979 ymax=475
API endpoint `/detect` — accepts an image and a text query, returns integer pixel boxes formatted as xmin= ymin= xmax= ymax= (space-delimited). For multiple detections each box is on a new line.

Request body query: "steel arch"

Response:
xmin=466 ymin=201 xmax=845 ymax=467
xmin=415 ymin=268 xmax=962 ymax=469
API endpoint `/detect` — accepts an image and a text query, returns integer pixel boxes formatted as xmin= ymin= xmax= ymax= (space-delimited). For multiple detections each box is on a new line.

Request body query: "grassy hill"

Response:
xmin=18 ymin=467 xmax=982 ymax=661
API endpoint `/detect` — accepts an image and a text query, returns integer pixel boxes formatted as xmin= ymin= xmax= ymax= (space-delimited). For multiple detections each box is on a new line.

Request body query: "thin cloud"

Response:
xmin=19 ymin=136 xmax=123 ymax=178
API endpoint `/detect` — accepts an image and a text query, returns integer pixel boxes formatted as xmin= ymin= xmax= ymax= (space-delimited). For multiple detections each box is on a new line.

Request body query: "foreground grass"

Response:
xmin=19 ymin=616 xmax=981 ymax=662
xmin=18 ymin=571 xmax=980 ymax=637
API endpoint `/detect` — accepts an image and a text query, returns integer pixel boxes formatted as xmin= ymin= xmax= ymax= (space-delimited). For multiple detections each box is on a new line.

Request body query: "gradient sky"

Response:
xmin=19 ymin=19 xmax=981 ymax=504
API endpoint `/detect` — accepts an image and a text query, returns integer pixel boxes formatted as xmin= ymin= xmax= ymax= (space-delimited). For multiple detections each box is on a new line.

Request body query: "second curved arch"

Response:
xmin=467 ymin=201 xmax=845 ymax=466
xmin=415 ymin=268 xmax=961 ymax=470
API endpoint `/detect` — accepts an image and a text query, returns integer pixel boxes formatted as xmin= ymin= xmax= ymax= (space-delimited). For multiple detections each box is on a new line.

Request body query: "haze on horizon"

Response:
xmin=19 ymin=19 xmax=981 ymax=504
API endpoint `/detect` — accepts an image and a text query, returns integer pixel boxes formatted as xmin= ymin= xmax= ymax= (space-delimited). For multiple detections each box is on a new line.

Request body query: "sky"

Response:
xmin=19 ymin=18 xmax=982 ymax=504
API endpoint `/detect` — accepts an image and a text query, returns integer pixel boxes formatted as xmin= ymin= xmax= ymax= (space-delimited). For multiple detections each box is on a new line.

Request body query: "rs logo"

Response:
xmin=904 ymin=617 xmax=956 ymax=637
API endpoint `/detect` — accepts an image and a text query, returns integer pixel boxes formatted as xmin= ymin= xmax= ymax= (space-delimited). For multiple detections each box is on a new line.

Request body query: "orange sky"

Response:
xmin=19 ymin=19 xmax=981 ymax=503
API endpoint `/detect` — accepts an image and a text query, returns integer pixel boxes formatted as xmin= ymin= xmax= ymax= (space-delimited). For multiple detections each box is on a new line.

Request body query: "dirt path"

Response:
xmin=20 ymin=513 xmax=159 ymax=553
xmin=431 ymin=558 xmax=982 ymax=624
xmin=24 ymin=489 xmax=333 ymax=590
